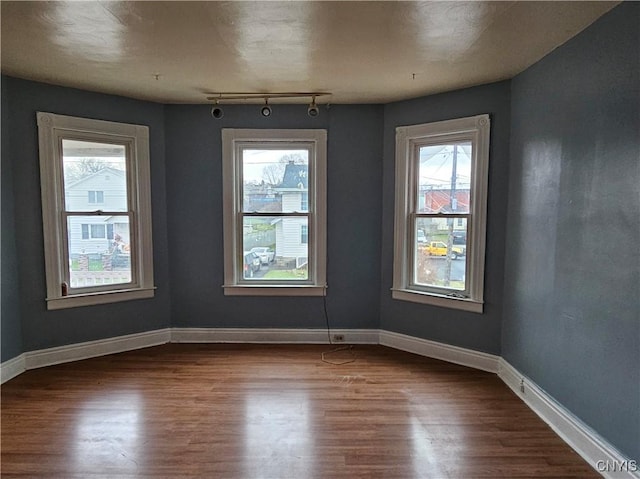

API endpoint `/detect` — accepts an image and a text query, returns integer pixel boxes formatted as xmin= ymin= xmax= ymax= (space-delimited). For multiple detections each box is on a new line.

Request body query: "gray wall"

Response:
xmin=165 ymin=104 xmax=383 ymax=329
xmin=2 ymin=77 xmax=172 ymax=352
xmin=379 ymin=81 xmax=511 ymax=355
xmin=503 ymin=2 xmax=639 ymax=461
xmin=1 ymin=77 xmax=23 ymax=361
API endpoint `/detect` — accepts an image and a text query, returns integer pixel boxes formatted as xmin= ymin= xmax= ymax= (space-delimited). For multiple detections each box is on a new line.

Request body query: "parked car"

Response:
xmin=250 ymin=246 xmax=275 ymax=265
xmin=243 ymin=251 xmax=261 ymax=278
xmin=452 ymin=231 xmax=467 ymax=245
xmin=417 ymin=230 xmax=427 ymax=243
xmin=424 ymin=241 xmax=466 ymax=260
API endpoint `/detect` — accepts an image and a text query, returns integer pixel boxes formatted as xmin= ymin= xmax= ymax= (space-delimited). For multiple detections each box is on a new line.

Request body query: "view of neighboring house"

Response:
xmin=65 ymin=167 xmax=130 ymax=256
xmin=420 ymin=188 xmax=470 ymax=232
xmin=418 ymin=143 xmax=471 ymax=234
xmin=272 ymin=162 xmax=309 ymax=266
xmin=243 ymin=183 xmax=280 ymax=212
xmin=241 ymin=161 xmax=309 ymax=268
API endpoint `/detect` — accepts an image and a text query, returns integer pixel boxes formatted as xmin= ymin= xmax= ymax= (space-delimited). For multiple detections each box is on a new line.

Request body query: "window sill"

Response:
xmin=46 ymin=287 xmax=155 ymax=310
xmin=391 ymin=288 xmax=483 ymax=313
xmin=223 ymin=285 xmax=327 ymax=297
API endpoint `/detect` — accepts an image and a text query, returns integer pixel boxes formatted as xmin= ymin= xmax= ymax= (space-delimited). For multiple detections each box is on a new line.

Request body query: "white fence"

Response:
xmin=69 ymin=271 xmax=131 ymax=288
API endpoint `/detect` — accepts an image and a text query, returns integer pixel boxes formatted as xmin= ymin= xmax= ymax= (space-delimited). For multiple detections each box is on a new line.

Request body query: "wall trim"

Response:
xmin=171 ymin=327 xmax=379 ymax=344
xmin=2 ymin=327 xmax=636 ymax=478
xmin=499 ymin=358 xmax=639 ymax=479
xmin=379 ymin=329 xmax=500 ymax=373
xmin=24 ymin=328 xmax=171 ymax=370
xmin=1 ymin=353 xmax=26 ymax=384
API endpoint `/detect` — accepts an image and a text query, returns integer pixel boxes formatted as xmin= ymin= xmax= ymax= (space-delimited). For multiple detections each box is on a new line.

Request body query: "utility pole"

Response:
xmin=444 ymin=145 xmax=457 ymax=286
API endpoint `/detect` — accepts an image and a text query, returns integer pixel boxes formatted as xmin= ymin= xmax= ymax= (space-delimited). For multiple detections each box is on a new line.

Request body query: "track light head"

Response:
xmin=260 ymin=99 xmax=272 ymax=117
xmin=307 ymin=96 xmax=319 ymax=117
xmin=211 ymin=105 xmax=224 ymax=119
xmin=260 ymin=105 xmax=272 ymax=117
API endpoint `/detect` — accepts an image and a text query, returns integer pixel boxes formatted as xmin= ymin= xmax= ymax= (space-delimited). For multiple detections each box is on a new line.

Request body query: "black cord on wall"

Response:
xmin=321 ymin=284 xmax=355 ymax=365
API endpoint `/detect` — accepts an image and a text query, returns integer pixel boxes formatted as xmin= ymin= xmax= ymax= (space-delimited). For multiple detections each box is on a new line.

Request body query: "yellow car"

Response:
xmin=424 ymin=241 xmax=465 ymax=260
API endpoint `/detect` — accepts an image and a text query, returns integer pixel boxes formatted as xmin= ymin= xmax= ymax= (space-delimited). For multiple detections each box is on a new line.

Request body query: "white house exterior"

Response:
xmin=65 ymin=167 xmax=130 ymax=256
xmin=273 ymin=163 xmax=309 ymax=266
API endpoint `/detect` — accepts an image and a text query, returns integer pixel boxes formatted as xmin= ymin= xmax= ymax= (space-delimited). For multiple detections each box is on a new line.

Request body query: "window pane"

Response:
xmin=242 ymin=216 xmax=308 ymax=281
xmin=242 ymin=149 xmax=309 ymax=213
xmin=418 ymin=142 xmax=471 ymax=214
xmin=67 ymin=216 xmax=132 ymax=288
xmin=62 ymin=139 xmax=128 ymax=212
xmin=414 ymin=217 xmax=467 ymax=291
xmin=90 ymin=224 xmax=106 ymax=238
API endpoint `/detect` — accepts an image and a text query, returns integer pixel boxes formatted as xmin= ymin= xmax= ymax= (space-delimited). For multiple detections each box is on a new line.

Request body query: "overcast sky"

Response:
xmin=242 ymin=149 xmax=308 ymax=183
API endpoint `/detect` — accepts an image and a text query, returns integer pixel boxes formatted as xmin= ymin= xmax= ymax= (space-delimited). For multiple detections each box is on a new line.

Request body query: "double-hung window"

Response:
xmin=37 ymin=112 xmax=154 ymax=309
xmin=392 ymin=114 xmax=490 ymax=313
xmin=222 ymin=129 xmax=327 ymax=296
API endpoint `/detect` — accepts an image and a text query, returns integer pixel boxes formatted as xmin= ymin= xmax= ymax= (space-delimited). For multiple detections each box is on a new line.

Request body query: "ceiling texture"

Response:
xmin=1 ymin=1 xmax=618 ymax=105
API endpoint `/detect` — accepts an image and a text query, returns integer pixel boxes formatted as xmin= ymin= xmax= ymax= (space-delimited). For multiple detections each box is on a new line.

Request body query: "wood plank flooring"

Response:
xmin=1 ymin=344 xmax=600 ymax=478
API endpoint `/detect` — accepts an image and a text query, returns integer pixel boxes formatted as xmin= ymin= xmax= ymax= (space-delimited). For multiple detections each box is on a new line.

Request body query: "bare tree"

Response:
xmin=261 ymin=153 xmax=305 ymax=185
xmin=63 ymin=158 xmax=109 ymax=184
xmin=279 ymin=153 xmax=305 ymax=164
xmin=261 ymin=163 xmax=285 ymax=186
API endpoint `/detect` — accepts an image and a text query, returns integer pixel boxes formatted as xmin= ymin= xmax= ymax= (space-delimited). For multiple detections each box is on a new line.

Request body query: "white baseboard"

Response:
xmin=23 ymin=328 xmax=171 ymax=372
xmin=379 ymin=329 xmax=500 ymax=373
xmin=499 ymin=359 xmax=639 ymax=479
xmin=171 ymin=327 xmax=379 ymax=345
xmin=1 ymin=353 xmax=26 ymax=384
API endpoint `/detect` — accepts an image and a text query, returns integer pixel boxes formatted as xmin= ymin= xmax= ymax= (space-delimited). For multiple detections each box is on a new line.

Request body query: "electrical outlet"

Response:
xmin=332 ymin=334 xmax=345 ymax=342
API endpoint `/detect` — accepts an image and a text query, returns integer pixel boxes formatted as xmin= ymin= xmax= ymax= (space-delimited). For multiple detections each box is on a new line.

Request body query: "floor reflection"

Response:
xmin=73 ymin=390 xmax=143 ymax=474
xmin=410 ymin=415 xmax=450 ymax=478
xmin=243 ymin=388 xmax=314 ymax=478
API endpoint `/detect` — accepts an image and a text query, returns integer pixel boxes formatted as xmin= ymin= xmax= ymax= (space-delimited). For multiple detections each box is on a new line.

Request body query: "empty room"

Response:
xmin=1 ymin=1 xmax=638 ymax=478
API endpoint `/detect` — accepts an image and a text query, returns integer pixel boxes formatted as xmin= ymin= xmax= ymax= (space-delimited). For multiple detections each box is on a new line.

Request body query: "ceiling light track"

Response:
xmin=207 ymin=92 xmax=331 ymax=119
xmin=206 ymin=92 xmax=331 ymax=103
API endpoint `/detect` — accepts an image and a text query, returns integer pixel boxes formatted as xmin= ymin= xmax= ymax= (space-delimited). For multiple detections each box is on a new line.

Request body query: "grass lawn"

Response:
xmin=263 ymin=269 xmax=308 ymax=280
xmin=430 ymin=233 xmax=449 ymax=242
xmin=70 ymin=258 xmax=104 ymax=271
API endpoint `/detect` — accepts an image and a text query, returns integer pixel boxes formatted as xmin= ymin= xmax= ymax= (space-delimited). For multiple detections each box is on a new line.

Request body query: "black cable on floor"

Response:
xmin=321 ymin=289 xmax=356 ymax=365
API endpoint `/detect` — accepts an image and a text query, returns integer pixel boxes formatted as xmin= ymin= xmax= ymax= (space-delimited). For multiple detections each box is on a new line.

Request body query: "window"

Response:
xmin=37 ymin=112 xmax=154 ymax=309
xmin=222 ymin=129 xmax=327 ymax=296
xmin=392 ymin=115 xmax=490 ymax=313
xmin=88 ymin=190 xmax=104 ymax=203
xmin=81 ymin=223 xmax=114 ymax=240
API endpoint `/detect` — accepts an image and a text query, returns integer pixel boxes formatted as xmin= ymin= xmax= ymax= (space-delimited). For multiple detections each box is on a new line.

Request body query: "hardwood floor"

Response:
xmin=1 ymin=344 xmax=600 ymax=478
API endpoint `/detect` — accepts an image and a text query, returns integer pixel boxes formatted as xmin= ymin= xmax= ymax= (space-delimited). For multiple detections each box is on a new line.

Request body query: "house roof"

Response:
xmin=65 ymin=167 xmax=126 ymax=190
xmin=278 ymin=163 xmax=308 ymax=190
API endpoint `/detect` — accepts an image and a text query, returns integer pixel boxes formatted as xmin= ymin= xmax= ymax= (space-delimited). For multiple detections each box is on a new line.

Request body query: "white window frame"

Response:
xmin=222 ymin=129 xmax=327 ymax=296
xmin=392 ymin=114 xmax=490 ymax=313
xmin=37 ymin=112 xmax=155 ymax=310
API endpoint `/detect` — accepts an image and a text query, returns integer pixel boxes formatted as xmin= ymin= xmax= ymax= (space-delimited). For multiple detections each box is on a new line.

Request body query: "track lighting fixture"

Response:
xmin=260 ymin=99 xmax=272 ymax=117
xmin=206 ymin=92 xmax=330 ymax=119
xmin=307 ymin=96 xmax=319 ymax=117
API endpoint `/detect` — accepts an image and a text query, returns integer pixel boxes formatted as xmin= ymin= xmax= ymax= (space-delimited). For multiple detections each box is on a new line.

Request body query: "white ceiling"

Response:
xmin=1 ymin=1 xmax=618 ymax=105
